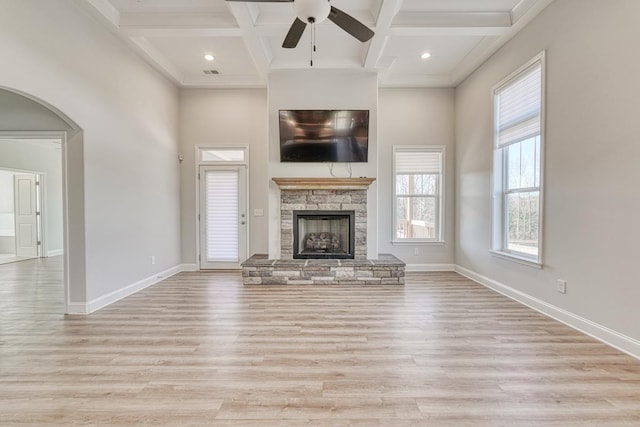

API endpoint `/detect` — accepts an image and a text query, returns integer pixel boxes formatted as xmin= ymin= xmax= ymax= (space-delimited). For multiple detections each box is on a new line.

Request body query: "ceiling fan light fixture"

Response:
xmin=204 ymin=54 xmax=215 ymax=61
xmin=421 ymin=52 xmax=432 ymax=60
xmin=294 ymin=0 xmax=331 ymax=24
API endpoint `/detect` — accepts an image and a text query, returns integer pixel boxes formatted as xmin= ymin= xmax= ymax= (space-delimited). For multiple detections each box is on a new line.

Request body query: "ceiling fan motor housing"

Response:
xmin=294 ymin=0 xmax=331 ymax=24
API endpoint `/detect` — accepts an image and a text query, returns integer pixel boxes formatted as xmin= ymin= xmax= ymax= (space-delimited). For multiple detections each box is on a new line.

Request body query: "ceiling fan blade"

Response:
xmin=282 ymin=18 xmax=307 ymax=48
xmin=328 ymin=6 xmax=374 ymax=42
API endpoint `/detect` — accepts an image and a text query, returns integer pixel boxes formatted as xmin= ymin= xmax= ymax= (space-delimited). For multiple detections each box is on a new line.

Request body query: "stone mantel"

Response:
xmin=272 ymin=177 xmax=375 ymax=190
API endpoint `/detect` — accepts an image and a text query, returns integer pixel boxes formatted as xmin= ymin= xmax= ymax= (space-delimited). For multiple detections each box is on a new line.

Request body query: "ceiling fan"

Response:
xmin=226 ymin=0 xmax=375 ymax=49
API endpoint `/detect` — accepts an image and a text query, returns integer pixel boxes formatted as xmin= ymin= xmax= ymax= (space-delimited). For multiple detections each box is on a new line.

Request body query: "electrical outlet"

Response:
xmin=254 ymin=208 xmax=264 ymax=217
xmin=151 ymin=256 xmax=156 ymax=265
xmin=557 ymin=279 xmax=567 ymax=294
xmin=413 ymin=248 xmax=419 ymax=256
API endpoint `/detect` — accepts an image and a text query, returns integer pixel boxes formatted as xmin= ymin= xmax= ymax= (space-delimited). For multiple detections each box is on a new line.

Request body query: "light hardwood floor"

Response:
xmin=1 ymin=257 xmax=639 ymax=426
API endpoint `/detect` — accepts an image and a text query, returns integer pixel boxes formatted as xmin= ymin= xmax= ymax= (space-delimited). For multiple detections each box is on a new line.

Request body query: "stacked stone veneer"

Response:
xmin=242 ymin=254 xmax=405 ymax=285
xmin=280 ymin=189 xmax=367 ymax=260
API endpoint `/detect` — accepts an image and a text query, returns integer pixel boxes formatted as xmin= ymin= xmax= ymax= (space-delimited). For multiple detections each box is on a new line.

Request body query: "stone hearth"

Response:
xmin=242 ymin=254 xmax=405 ymax=285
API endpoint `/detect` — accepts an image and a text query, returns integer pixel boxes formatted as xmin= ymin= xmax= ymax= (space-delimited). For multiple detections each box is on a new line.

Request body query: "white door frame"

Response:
xmin=195 ymin=145 xmax=249 ymax=270
xmin=0 ymin=131 xmax=68 ymax=313
xmin=198 ymin=165 xmax=248 ymax=269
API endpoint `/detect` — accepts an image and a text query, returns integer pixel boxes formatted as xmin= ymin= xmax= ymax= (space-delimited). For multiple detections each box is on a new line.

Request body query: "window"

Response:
xmin=393 ymin=146 xmax=444 ymax=242
xmin=199 ymin=148 xmax=246 ymax=163
xmin=492 ymin=52 xmax=545 ymax=266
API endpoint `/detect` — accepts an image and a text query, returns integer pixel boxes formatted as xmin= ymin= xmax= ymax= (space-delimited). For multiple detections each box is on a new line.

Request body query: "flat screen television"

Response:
xmin=279 ymin=110 xmax=369 ymax=162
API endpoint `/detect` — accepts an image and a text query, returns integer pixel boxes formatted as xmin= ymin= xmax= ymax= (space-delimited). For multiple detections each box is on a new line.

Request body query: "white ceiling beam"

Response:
xmin=118 ymin=11 xmax=241 ymax=37
xmin=81 ymin=0 xmax=184 ymax=86
xmin=389 ymin=11 xmax=512 ymax=37
xmin=390 ymin=27 xmax=509 ymax=37
xmin=450 ymin=0 xmax=555 ymax=85
xmin=449 ymin=36 xmax=501 ymax=85
xmin=269 ymin=57 xmax=365 ymax=70
xmin=183 ymin=74 xmax=266 ymax=89
xmin=85 ymin=0 xmax=121 ymax=28
xmin=379 ymin=74 xmax=456 ymax=88
xmin=375 ymin=55 xmax=397 ymax=82
xmin=393 ymin=11 xmax=512 ymax=28
xmin=364 ymin=0 xmax=404 ymax=69
xmin=119 ymin=12 xmax=236 ymax=28
xmin=253 ymin=9 xmax=375 ymax=27
xmin=227 ymin=2 xmax=272 ymax=80
xmin=121 ymin=28 xmax=242 ymax=38
xmin=512 ymin=0 xmax=547 ymax=23
xmin=129 ymin=36 xmax=185 ymax=85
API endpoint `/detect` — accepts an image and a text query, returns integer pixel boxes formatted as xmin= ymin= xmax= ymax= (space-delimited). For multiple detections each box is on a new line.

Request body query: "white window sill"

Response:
xmin=489 ymin=250 xmax=542 ymax=269
xmin=391 ymin=240 xmax=445 ymax=246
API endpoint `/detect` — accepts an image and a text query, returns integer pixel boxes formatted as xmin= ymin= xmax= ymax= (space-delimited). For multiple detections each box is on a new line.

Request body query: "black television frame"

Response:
xmin=278 ymin=109 xmax=369 ymax=163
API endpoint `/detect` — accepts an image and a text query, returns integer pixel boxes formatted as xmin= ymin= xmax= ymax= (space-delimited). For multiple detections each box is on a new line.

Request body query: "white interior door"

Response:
xmin=14 ymin=174 xmax=38 ymax=258
xmin=199 ymin=165 xmax=247 ymax=269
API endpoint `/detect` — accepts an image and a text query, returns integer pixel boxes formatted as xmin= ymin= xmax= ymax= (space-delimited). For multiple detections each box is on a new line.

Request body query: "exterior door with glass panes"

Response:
xmin=198 ymin=165 xmax=247 ymax=269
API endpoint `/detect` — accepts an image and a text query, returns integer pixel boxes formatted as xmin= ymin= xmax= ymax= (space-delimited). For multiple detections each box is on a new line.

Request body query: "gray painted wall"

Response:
xmin=0 ymin=0 xmax=180 ymax=305
xmin=179 ymin=89 xmax=269 ymax=265
xmin=378 ymin=88 xmax=456 ymax=266
xmin=455 ymin=0 xmax=640 ymax=340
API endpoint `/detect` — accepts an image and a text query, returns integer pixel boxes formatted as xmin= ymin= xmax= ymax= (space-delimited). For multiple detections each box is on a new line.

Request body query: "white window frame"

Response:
xmin=392 ymin=145 xmax=445 ymax=244
xmin=197 ymin=146 xmax=248 ymax=165
xmin=490 ymin=52 xmax=545 ymax=268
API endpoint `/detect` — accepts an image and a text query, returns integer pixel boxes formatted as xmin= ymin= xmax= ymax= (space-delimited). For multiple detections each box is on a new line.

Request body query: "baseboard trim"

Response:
xmin=66 ymin=264 xmax=188 ymax=315
xmin=66 ymin=302 xmax=89 ymax=315
xmin=454 ymin=265 xmax=640 ymax=360
xmin=406 ymin=263 xmax=455 ymax=272
xmin=47 ymin=249 xmax=64 ymax=257
xmin=180 ymin=263 xmax=197 ymax=272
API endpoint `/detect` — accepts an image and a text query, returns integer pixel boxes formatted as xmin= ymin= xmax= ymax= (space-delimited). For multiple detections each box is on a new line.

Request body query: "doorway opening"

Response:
xmin=0 ymin=138 xmax=62 ymax=266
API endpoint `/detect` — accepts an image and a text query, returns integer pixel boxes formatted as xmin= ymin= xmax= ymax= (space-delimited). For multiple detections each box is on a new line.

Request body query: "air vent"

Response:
xmin=203 ymin=69 xmax=219 ymax=75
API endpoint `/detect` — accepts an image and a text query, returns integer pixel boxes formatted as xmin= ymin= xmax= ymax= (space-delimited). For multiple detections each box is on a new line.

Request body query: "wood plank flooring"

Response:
xmin=1 ymin=257 xmax=640 ymax=425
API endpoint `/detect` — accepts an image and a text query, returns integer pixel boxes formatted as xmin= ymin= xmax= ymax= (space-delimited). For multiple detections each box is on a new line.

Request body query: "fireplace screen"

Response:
xmin=293 ymin=210 xmax=355 ymax=259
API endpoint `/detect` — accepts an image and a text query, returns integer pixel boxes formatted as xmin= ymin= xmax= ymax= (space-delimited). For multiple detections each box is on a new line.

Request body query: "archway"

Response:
xmin=0 ymin=87 xmax=86 ymax=314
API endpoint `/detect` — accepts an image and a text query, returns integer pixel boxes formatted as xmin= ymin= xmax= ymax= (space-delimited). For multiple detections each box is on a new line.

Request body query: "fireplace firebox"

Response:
xmin=293 ymin=210 xmax=355 ymax=259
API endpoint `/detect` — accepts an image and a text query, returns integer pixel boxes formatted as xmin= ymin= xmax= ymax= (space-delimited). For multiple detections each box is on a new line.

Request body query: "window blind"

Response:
xmin=496 ymin=62 xmax=542 ymax=148
xmin=395 ymin=150 xmax=442 ymax=175
xmin=205 ymin=170 xmax=239 ymax=262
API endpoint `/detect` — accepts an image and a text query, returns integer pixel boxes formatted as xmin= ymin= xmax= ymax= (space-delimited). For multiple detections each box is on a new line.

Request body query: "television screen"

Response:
xmin=279 ymin=110 xmax=369 ymax=162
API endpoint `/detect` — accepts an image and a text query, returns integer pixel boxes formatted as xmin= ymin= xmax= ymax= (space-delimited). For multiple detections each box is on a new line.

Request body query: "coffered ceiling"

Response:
xmin=85 ymin=0 xmax=554 ymax=88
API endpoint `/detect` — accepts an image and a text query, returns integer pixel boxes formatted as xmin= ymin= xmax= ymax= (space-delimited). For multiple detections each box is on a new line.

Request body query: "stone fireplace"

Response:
xmin=240 ymin=177 xmax=405 ymax=286
xmin=275 ymin=178 xmax=373 ymax=260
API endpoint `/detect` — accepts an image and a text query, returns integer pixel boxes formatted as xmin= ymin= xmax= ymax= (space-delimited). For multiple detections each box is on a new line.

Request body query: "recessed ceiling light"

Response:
xmin=204 ymin=54 xmax=215 ymax=61
xmin=421 ymin=52 xmax=432 ymax=60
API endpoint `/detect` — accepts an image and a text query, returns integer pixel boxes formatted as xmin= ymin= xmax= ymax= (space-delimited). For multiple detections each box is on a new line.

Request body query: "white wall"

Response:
xmin=456 ymin=0 xmax=640 ymax=342
xmin=0 ymin=170 xmax=15 ymax=253
xmin=0 ymin=0 xmax=180 ymax=306
xmin=378 ymin=88 xmax=456 ymax=267
xmin=179 ymin=89 xmax=269 ymax=264
xmin=267 ymin=70 xmax=379 ymax=259
xmin=0 ymin=170 xmax=14 ymax=232
xmin=0 ymin=140 xmax=63 ymax=255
